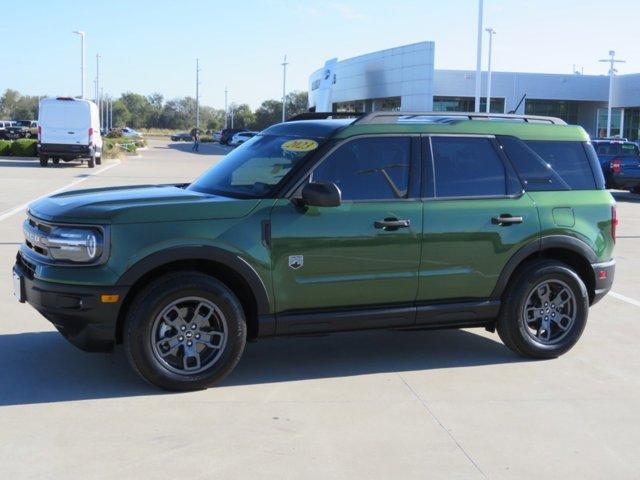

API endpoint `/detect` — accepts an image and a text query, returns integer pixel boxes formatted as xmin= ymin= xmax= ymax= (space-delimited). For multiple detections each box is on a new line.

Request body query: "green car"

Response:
xmin=12 ymin=112 xmax=616 ymax=390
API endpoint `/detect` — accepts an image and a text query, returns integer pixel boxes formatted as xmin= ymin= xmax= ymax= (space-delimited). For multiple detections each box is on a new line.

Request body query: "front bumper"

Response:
xmin=13 ymin=254 xmax=128 ymax=352
xmin=591 ymin=259 xmax=615 ymax=305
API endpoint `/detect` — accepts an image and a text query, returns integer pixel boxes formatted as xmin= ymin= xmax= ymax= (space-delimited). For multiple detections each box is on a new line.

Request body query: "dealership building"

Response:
xmin=308 ymin=41 xmax=640 ymax=140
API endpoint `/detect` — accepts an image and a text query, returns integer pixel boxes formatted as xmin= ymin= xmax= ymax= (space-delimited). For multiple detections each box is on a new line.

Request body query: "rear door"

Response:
xmin=40 ymin=100 xmax=89 ymax=146
xmin=418 ymin=135 xmax=539 ymax=303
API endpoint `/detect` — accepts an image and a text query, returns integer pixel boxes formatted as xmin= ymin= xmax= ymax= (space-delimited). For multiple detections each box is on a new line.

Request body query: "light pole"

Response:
xmin=73 ymin=30 xmax=85 ymax=99
xmin=474 ymin=0 xmax=483 ymax=112
xmin=195 ymin=59 xmax=201 ymax=129
xmin=281 ymin=55 xmax=289 ymax=122
xmin=599 ymin=50 xmax=625 ymax=138
xmin=485 ymin=28 xmax=495 ymax=113
xmin=95 ymin=53 xmax=101 ymax=105
xmin=224 ymin=86 xmax=228 ymax=129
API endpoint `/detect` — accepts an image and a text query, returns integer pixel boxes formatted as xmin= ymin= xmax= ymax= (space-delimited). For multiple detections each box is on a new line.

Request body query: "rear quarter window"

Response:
xmin=523 ymin=140 xmax=598 ymax=190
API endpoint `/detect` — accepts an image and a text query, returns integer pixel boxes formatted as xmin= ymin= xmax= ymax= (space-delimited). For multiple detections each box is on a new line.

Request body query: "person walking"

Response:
xmin=191 ymin=128 xmax=200 ymax=152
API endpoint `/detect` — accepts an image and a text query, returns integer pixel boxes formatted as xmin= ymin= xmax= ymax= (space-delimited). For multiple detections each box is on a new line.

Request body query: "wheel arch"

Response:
xmin=115 ymin=246 xmax=272 ymax=344
xmin=492 ymin=235 xmax=597 ymax=303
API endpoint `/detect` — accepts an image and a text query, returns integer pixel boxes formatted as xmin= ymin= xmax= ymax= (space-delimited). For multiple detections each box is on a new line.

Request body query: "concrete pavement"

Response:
xmin=0 ymin=139 xmax=638 ymax=479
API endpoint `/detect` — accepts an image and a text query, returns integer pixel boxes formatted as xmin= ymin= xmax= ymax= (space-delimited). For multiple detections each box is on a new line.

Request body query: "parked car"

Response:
xmin=228 ymin=131 xmax=257 ymax=147
xmin=171 ymin=132 xmax=193 ymax=142
xmin=0 ymin=120 xmax=14 ymax=139
xmin=219 ymin=128 xmax=247 ymax=145
xmin=13 ymin=112 xmax=616 ymax=391
xmin=212 ymin=131 xmax=222 ymax=143
xmin=6 ymin=120 xmax=38 ymax=139
xmin=592 ymin=139 xmax=640 ymax=193
xmin=121 ymin=127 xmax=143 ymax=138
xmin=37 ymin=97 xmax=103 ymax=168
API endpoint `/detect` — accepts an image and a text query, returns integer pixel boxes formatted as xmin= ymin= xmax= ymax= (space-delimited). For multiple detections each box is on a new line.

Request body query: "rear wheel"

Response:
xmin=124 ymin=272 xmax=247 ymax=391
xmin=96 ymin=155 xmax=102 ymax=165
xmin=88 ymin=155 xmax=95 ymax=168
xmin=630 ymin=186 xmax=640 ymax=194
xmin=52 ymin=158 xmax=60 ymax=165
xmin=39 ymin=155 xmax=49 ymax=167
xmin=497 ymin=260 xmax=589 ymax=359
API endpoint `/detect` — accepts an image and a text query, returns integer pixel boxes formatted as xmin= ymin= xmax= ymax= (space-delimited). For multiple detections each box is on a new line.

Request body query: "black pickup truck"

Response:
xmin=5 ymin=120 xmax=38 ymax=139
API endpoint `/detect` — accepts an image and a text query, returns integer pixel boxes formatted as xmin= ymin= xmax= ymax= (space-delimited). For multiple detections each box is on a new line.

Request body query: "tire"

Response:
xmin=39 ymin=155 xmax=48 ymax=167
xmin=88 ymin=155 xmax=95 ymax=168
xmin=52 ymin=158 xmax=60 ymax=165
xmin=630 ymin=186 xmax=640 ymax=194
xmin=124 ymin=272 xmax=247 ymax=391
xmin=96 ymin=155 xmax=102 ymax=165
xmin=497 ymin=260 xmax=589 ymax=359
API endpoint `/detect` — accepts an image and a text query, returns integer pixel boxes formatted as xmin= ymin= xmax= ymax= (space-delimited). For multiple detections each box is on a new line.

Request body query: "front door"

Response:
xmin=270 ymin=135 xmax=423 ymax=319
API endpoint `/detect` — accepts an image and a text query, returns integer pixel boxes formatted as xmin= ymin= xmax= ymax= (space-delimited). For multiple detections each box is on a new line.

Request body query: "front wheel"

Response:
xmin=39 ymin=155 xmax=49 ymax=167
xmin=497 ymin=260 xmax=589 ymax=359
xmin=124 ymin=273 xmax=247 ymax=390
xmin=630 ymin=186 xmax=640 ymax=194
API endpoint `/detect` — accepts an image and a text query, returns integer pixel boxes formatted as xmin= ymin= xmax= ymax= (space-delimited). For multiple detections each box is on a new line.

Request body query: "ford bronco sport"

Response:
xmin=12 ymin=112 xmax=616 ymax=390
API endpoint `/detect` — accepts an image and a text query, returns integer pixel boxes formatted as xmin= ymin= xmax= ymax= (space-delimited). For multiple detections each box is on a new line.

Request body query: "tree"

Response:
xmin=253 ymin=99 xmax=282 ymax=131
xmin=286 ymin=90 xmax=309 ymax=118
xmin=229 ymin=103 xmax=255 ymax=129
xmin=0 ymin=89 xmax=40 ymax=120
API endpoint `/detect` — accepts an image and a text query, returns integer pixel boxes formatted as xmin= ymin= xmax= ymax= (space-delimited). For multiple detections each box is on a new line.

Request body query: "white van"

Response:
xmin=38 ymin=97 xmax=102 ymax=168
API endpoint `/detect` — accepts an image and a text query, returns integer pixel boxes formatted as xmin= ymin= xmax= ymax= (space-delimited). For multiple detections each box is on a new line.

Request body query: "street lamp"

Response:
xmin=474 ymin=0 xmax=484 ymax=112
xmin=485 ymin=28 xmax=495 ymax=113
xmin=599 ymin=50 xmax=625 ymax=137
xmin=281 ymin=55 xmax=289 ymax=122
xmin=73 ymin=30 xmax=85 ymax=99
xmin=224 ymin=86 xmax=228 ymax=129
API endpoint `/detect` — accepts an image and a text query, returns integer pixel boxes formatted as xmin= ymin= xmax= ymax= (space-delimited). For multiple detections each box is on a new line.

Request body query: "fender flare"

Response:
xmin=116 ymin=246 xmax=271 ymax=315
xmin=491 ymin=235 xmax=597 ymax=298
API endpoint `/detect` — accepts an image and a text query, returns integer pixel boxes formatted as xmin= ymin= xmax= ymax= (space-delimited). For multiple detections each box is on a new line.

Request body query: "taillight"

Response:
xmin=37 ymin=125 xmax=41 ymax=142
xmin=611 ymin=205 xmax=618 ymax=244
xmin=610 ymin=158 xmax=621 ymax=174
xmin=88 ymin=127 xmax=94 ymax=146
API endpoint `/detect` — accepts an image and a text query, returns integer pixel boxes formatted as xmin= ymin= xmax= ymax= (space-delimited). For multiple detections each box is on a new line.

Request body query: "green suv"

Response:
xmin=12 ymin=112 xmax=616 ymax=390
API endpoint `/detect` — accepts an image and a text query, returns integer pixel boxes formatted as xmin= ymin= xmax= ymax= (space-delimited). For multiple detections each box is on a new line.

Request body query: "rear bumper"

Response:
xmin=39 ymin=143 xmax=93 ymax=158
xmin=607 ymin=174 xmax=640 ymax=189
xmin=13 ymin=254 xmax=127 ymax=352
xmin=591 ymin=259 xmax=615 ymax=305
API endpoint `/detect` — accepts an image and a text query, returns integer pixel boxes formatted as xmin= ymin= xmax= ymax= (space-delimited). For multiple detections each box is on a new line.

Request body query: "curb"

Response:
xmin=0 ymin=156 xmax=38 ymax=161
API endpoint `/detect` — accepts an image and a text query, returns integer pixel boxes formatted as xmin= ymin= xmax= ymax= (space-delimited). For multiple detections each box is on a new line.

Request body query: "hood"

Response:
xmin=28 ymin=184 xmax=262 ymax=224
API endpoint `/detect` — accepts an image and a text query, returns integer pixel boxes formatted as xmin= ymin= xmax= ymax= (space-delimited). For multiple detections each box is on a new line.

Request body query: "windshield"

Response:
xmin=188 ymin=134 xmax=323 ymax=198
xmin=595 ymin=142 xmax=640 ymax=156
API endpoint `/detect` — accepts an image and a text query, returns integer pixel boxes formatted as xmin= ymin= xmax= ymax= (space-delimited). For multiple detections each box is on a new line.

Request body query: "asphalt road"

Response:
xmin=0 ymin=139 xmax=639 ymax=479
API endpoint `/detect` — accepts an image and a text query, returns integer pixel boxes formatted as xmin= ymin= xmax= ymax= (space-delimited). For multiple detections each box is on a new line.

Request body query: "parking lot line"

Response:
xmin=0 ymin=160 xmax=121 ymax=222
xmin=609 ymin=291 xmax=640 ymax=308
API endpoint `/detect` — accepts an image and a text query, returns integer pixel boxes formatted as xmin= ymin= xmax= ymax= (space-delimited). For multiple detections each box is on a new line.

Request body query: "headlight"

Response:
xmin=47 ymin=226 xmax=104 ymax=263
xmin=23 ymin=218 xmax=107 ymax=265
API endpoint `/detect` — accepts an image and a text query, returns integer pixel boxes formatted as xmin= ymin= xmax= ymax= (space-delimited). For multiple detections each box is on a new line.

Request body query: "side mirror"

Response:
xmin=301 ymin=182 xmax=341 ymax=207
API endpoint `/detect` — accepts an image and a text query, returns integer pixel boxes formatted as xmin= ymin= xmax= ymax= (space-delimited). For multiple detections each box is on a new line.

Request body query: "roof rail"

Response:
xmin=287 ymin=111 xmax=364 ymax=122
xmin=354 ymin=111 xmax=567 ymax=125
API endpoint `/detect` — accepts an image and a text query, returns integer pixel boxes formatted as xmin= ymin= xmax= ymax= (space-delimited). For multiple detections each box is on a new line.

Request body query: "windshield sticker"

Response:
xmin=281 ymin=139 xmax=318 ymax=153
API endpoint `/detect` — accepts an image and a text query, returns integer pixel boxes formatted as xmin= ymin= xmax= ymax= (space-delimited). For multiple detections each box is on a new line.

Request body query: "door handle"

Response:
xmin=374 ymin=218 xmax=411 ymax=230
xmin=491 ymin=214 xmax=524 ymax=226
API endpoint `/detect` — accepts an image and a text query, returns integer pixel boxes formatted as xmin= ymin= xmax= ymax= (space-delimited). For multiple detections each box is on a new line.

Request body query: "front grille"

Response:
xmin=24 ymin=216 xmax=53 ymax=260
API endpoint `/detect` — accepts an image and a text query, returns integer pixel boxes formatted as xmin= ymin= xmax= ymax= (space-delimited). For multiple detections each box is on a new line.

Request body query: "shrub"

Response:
xmin=10 ymin=138 xmax=38 ymax=157
xmin=0 ymin=140 xmax=11 ymax=156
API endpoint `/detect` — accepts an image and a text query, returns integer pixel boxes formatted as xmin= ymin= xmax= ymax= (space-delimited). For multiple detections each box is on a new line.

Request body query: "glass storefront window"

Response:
xmin=433 ymin=96 xmax=504 ymax=113
xmin=622 ymin=109 xmax=640 ymax=141
xmin=524 ymin=99 xmax=579 ymax=125
xmin=596 ymin=108 xmax=622 ymax=138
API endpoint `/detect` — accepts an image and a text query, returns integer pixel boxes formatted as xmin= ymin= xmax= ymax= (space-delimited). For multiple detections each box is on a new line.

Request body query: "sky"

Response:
xmin=3 ymin=0 xmax=640 ymax=109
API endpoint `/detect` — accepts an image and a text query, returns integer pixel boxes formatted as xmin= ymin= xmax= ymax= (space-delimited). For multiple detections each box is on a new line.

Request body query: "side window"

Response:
xmin=312 ymin=136 xmax=411 ymax=200
xmin=497 ymin=136 xmax=570 ymax=191
xmin=431 ymin=137 xmax=507 ymax=197
xmin=524 ymin=141 xmax=596 ymax=190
